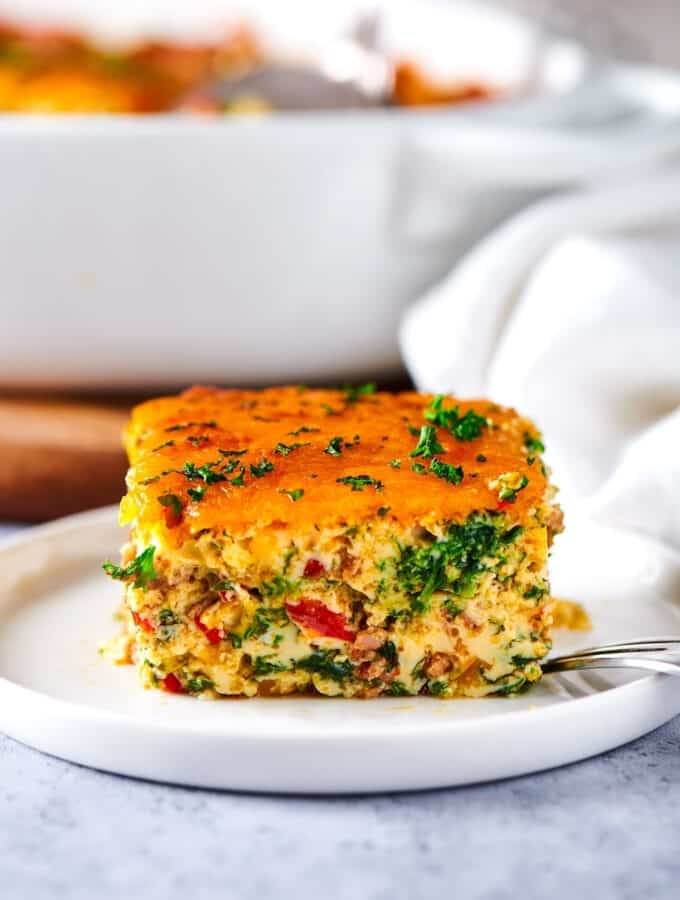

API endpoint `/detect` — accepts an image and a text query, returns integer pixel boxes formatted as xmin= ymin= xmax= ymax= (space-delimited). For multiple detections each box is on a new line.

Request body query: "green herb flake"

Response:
xmin=389 ymin=458 xmax=401 ymax=469
xmin=253 ymin=657 xmax=289 ymax=678
xmin=218 ymin=448 xmax=247 ymax=457
xmin=158 ymin=608 xmax=180 ymax=626
xmin=524 ymin=433 xmax=545 ymax=455
xmin=103 ymin=546 xmax=157 ymax=591
xmin=296 ymin=650 xmax=354 ymax=683
xmin=428 ymin=680 xmax=447 ymax=697
xmin=476 ymin=454 xmax=487 ymax=463
xmin=321 ymin=403 xmax=340 ymax=416
xmin=158 ymin=493 xmax=182 ymax=517
xmin=182 ymin=460 xmax=227 ymax=485
xmin=343 ymin=383 xmax=377 ymax=404
xmin=187 ymin=485 xmax=206 ymax=502
xmin=274 ymin=442 xmax=304 ymax=456
xmin=186 ymin=676 xmax=214 ymax=693
xmin=388 ymin=680 xmax=410 ymax=697
xmin=429 ymin=458 xmax=464 ymax=485
xmin=324 ymin=436 xmax=344 ymax=456
xmin=230 ymin=466 xmax=246 ymax=487
xmin=228 ymin=632 xmax=242 ymax=648
xmin=378 ymin=640 xmax=399 ymax=671
xmin=425 ymin=396 xmax=487 ymax=441
xmin=491 ymin=473 xmax=529 ymax=503
xmin=164 ymin=420 xmax=217 ymax=433
xmin=410 ymin=424 xmax=444 ymax=459
xmin=336 ymin=474 xmax=383 ymax=492
xmin=249 ymin=459 xmax=274 ymax=478
xmin=411 ymin=462 xmax=428 ymax=475
xmin=377 ymin=506 xmax=391 ymax=517
xmin=152 ymin=440 xmax=175 ymax=452
xmin=279 ymin=488 xmax=304 ymax=502
xmin=288 ymin=426 xmax=320 ymax=437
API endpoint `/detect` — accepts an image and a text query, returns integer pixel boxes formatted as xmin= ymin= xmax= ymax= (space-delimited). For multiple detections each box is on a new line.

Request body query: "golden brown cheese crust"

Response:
xmin=122 ymin=385 xmax=547 ymax=540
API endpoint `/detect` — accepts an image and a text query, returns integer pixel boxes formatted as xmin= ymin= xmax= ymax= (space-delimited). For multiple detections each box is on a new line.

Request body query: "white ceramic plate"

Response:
xmin=0 ymin=506 xmax=679 ymax=794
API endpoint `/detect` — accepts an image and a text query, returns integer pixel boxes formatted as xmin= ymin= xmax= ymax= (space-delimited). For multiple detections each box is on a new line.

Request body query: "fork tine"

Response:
xmin=560 ymin=638 xmax=680 ymax=657
xmin=543 ymin=653 xmax=680 ymax=677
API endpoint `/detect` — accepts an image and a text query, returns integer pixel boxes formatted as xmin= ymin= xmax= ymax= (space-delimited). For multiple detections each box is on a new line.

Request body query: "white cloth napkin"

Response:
xmin=400 ymin=173 xmax=680 ymax=550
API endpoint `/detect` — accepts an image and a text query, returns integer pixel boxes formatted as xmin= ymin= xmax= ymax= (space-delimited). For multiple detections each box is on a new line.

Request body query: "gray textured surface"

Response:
xmin=1 ymin=717 xmax=679 ymax=900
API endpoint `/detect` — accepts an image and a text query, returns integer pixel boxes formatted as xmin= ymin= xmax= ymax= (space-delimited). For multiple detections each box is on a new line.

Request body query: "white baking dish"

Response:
xmin=2 ymin=1 xmax=680 ymax=388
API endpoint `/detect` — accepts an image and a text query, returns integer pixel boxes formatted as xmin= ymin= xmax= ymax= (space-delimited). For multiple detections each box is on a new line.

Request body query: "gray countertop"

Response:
xmin=1 ymin=711 xmax=679 ymax=898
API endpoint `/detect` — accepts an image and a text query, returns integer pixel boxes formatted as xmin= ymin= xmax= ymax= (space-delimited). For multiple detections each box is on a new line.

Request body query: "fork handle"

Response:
xmin=543 ymin=654 xmax=680 ymax=677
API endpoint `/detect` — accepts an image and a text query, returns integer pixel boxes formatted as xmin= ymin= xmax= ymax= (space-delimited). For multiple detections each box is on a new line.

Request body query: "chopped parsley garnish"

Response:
xmin=186 ymin=435 xmax=211 ymax=447
xmin=377 ymin=506 xmax=391 ymax=517
xmin=407 ymin=424 xmax=421 ymax=437
xmin=411 ymin=462 xmax=427 ymax=475
xmin=274 ymin=442 xmax=304 ymax=456
xmin=324 ymin=436 xmax=344 ymax=456
xmin=425 ymin=396 xmax=487 ymax=441
xmin=397 ymin=514 xmax=522 ymax=612
xmin=321 ymin=403 xmax=340 ymax=416
xmin=220 ymin=458 xmax=240 ymax=475
xmin=428 ymin=680 xmax=447 ymax=696
xmin=252 ymin=657 xmax=289 ymax=677
xmin=410 ymin=424 xmax=444 ymax=459
xmin=336 ymin=474 xmax=383 ymax=492
xmin=103 ymin=546 xmax=157 ymax=590
xmin=389 ymin=458 xmax=401 ymax=469
xmin=491 ymin=473 xmax=529 ymax=503
xmin=158 ymin=493 xmax=182 ymax=517
xmin=158 ymin=608 xmax=180 ymax=626
xmin=249 ymin=459 xmax=274 ymax=478
xmin=442 ymin=597 xmax=465 ymax=618
xmin=230 ymin=466 xmax=246 ymax=486
xmin=343 ymin=382 xmax=376 ymax=404
xmin=279 ymin=488 xmax=304 ymax=502
xmin=388 ymin=680 xmax=410 ymax=696
xmin=511 ymin=653 xmax=538 ymax=668
xmin=218 ymin=448 xmax=247 ymax=457
xmin=476 ymin=454 xmax=487 ymax=463
xmin=296 ymin=650 xmax=354 ymax=683
xmin=429 ymin=458 xmax=464 ymax=485
xmin=152 ymin=440 xmax=175 ymax=452
xmin=243 ymin=606 xmax=290 ymax=640
xmin=228 ymin=632 xmax=242 ymax=648
xmin=188 ymin=485 xmax=206 ymax=502
xmin=378 ymin=640 xmax=399 ymax=671
xmin=139 ymin=475 xmax=161 ymax=486
xmin=182 ymin=460 xmax=226 ymax=485
xmin=288 ymin=426 xmax=320 ymax=436
xmin=524 ymin=433 xmax=545 ymax=455
xmin=165 ymin=420 xmax=217 ymax=432
xmin=186 ymin=676 xmax=214 ymax=693
xmin=261 ymin=575 xmax=297 ymax=598
xmin=524 ymin=584 xmax=547 ymax=600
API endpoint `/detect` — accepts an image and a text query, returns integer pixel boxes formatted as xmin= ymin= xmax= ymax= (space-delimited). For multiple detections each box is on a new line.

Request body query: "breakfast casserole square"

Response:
xmin=103 ymin=385 xmax=563 ymax=698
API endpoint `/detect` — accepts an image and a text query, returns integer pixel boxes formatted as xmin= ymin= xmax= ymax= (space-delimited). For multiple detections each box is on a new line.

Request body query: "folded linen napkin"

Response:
xmin=400 ymin=174 xmax=680 ymax=550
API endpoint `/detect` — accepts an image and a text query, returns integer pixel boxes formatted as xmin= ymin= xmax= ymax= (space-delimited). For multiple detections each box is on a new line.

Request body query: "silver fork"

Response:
xmin=544 ymin=639 xmax=680 ymax=677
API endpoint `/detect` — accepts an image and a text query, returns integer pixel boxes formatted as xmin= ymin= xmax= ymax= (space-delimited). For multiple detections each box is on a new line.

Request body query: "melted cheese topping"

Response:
xmin=122 ymin=385 xmax=547 ymax=542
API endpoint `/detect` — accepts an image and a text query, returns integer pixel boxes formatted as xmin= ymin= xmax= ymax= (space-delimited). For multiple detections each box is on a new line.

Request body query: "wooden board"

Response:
xmin=0 ymin=398 xmax=129 ymax=522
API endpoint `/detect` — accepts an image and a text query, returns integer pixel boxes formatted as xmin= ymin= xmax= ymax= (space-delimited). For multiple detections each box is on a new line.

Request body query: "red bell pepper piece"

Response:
xmin=195 ymin=616 xmax=221 ymax=645
xmin=286 ymin=599 xmax=355 ymax=641
xmin=162 ymin=673 xmax=185 ymax=694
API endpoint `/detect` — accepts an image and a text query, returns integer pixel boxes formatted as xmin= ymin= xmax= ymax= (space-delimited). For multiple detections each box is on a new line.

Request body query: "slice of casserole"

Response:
xmin=104 ymin=385 xmax=563 ymax=698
